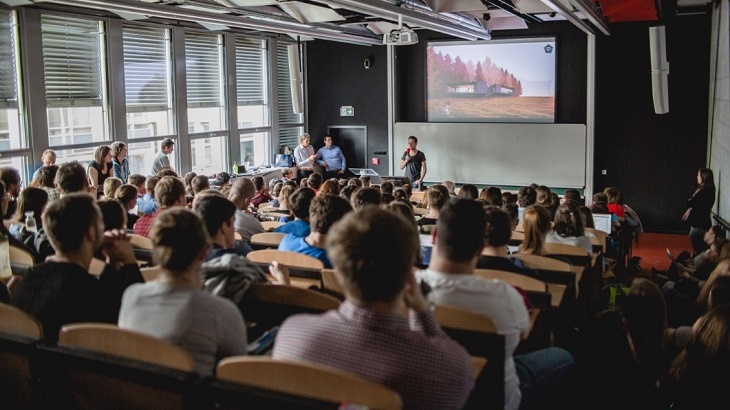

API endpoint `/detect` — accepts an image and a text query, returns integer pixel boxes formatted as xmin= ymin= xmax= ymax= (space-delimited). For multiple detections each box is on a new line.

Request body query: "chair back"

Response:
xmin=261 ymin=221 xmax=284 ymax=232
xmin=9 ymin=245 xmax=34 ymax=266
xmin=59 ymin=323 xmax=194 ymax=372
xmin=433 ymin=304 xmax=497 ymax=333
xmin=217 ymin=357 xmax=402 ymax=410
xmin=0 ymin=302 xmax=42 ymax=339
xmin=246 ymin=249 xmax=324 ymax=279
xmin=0 ymin=302 xmax=42 ymax=409
xmin=250 ymin=232 xmax=287 ymax=249
xmin=474 ymin=269 xmax=548 ymax=294
xmin=509 ymin=231 xmax=524 ymax=246
xmin=320 ymin=268 xmax=345 ymax=300
xmin=240 ymin=284 xmax=340 ymax=332
xmin=412 ymin=207 xmax=428 ymax=216
xmin=585 ymin=228 xmax=607 ymax=253
xmin=128 ymin=234 xmax=154 ymax=250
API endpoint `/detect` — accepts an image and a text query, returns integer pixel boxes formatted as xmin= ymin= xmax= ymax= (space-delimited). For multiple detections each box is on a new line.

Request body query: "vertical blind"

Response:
xmin=235 ymin=37 xmax=265 ymax=106
xmin=185 ymin=32 xmax=222 ymax=108
xmin=123 ymin=24 xmax=170 ymax=112
xmin=0 ymin=12 xmax=17 ymax=109
xmin=41 ymin=14 xmax=104 ymax=107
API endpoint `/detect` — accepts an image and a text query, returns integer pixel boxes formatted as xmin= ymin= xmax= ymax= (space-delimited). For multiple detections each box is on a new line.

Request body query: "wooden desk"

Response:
xmin=266 ymin=274 xmax=320 ymax=289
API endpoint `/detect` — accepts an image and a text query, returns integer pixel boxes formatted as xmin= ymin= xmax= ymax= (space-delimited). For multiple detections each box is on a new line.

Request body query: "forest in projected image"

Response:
xmin=427 ymin=38 xmax=556 ymax=123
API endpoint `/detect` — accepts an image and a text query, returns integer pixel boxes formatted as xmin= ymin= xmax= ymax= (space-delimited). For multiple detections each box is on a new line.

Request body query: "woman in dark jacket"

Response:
xmin=684 ymin=168 xmax=715 ymax=255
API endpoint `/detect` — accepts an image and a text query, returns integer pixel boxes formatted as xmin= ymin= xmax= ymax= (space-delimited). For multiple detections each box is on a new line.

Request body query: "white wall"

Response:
xmin=709 ymin=0 xmax=730 ymax=222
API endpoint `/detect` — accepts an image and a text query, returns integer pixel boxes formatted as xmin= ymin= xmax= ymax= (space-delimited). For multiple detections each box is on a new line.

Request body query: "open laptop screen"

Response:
xmin=592 ymin=214 xmax=612 ymax=234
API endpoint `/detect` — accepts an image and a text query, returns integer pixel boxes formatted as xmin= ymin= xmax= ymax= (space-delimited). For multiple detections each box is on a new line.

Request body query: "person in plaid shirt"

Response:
xmin=134 ymin=176 xmax=186 ymax=238
xmin=273 ymin=207 xmax=474 ymax=409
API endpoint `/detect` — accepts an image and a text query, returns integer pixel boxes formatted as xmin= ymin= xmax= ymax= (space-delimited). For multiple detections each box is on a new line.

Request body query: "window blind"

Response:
xmin=279 ymin=127 xmax=300 ymax=149
xmin=123 ymin=24 xmax=169 ymax=112
xmin=235 ymin=37 xmax=265 ymax=106
xmin=0 ymin=12 xmax=17 ymax=109
xmin=185 ymin=32 xmax=222 ymax=108
xmin=41 ymin=14 xmax=104 ymax=107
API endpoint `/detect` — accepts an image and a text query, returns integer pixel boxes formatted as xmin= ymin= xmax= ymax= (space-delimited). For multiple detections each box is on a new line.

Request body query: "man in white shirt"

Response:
xmin=416 ymin=198 xmax=575 ymax=410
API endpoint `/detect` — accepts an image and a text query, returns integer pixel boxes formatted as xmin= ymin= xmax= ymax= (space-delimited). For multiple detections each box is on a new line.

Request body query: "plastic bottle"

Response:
xmin=232 ymin=162 xmax=239 ymax=176
xmin=25 ymin=211 xmax=37 ymax=234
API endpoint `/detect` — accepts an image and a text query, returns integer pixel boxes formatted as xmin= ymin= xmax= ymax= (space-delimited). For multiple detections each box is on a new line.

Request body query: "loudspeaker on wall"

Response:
xmin=649 ymin=26 xmax=669 ymax=114
xmin=287 ymin=44 xmax=304 ymax=114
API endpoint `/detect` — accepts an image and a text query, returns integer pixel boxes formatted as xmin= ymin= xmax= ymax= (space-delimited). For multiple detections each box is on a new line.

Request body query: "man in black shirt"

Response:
xmin=399 ymin=136 xmax=427 ymax=188
xmin=11 ymin=194 xmax=143 ymax=341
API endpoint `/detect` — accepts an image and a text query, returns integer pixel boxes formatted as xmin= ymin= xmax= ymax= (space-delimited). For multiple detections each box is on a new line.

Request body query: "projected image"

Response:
xmin=427 ymin=38 xmax=556 ymax=123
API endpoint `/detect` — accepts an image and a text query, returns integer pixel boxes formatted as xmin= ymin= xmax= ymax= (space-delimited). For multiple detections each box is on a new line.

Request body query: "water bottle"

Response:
xmin=25 ymin=211 xmax=37 ymax=234
xmin=232 ymin=162 xmax=239 ymax=176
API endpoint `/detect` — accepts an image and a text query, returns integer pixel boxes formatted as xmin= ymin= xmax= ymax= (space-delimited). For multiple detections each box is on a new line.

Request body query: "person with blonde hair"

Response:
xmin=103 ymin=177 xmax=122 ymax=201
xmin=294 ymin=133 xmax=316 ymax=179
xmin=115 ymin=184 xmax=139 ymax=230
xmin=119 ymin=208 xmax=247 ymax=377
xmin=519 ymin=205 xmax=552 ymax=255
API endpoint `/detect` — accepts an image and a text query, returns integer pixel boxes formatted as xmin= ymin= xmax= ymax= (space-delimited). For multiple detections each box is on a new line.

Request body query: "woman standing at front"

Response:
xmin=684 ymin=168 xmax=716 ymax=256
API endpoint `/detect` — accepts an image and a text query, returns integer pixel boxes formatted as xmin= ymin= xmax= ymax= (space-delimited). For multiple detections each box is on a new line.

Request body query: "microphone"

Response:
xmin=406 ymin=147 xmax=410 ymax=154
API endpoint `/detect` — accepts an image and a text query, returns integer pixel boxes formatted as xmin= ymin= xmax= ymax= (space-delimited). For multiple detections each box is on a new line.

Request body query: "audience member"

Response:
xmin=274 ymin=207 xmax=474 ymax=409
xmin=227 ymin=177 xmax=264 ymax=242
xmin=359 ymin=175 xmax=371 ymax=188
xmin=380 ymin=181 xmax=394 ymax=195
xmin=278 ymin=194 xmax=352 ymax=268
xmin=457 ymin=184 xmax=478 ymax=200
xmin=275 ymin=188 xmax=314 ymax=237
xmin=346 ymin=178 xmax=362 ymax=188
xmin=604 ymin=187 xmax=626 ymax=218
xmin=11 ymin=187 xmax=48 ymax=256
xmin=137 ymin=175 xmax=159 ymax=215
xmin=349 ymin=187 xmax=381 ymax=211
xmin=115 ymin=184 xmax=139 ymax=230
xmin=417 ymin=184 xmax=450 ymax=226
xmin=118 ymin=208 xmax=246 ymax=377
xmin=11 ymin=194 xmax=143 ymax=341
xmin=563 ymin=189 xmax=581 ymax=204
xmin=307 ymin=173 xmax=323 ymax=193
xmin=30 ymin=164 xmax=60 ymax=204
xmin=517 ymin=186 xmax=537 ymax=208
xmin=128 ymin=174 xmax=146 ymax=197
xmin=98 ymin=199 xmax=127 ymax=232
xmin=103 ymin=177 xmax=122 ymax=201
xmin=503 ymin=203 xmax=519 ymax=231
xmin=111 ymin=141 xmax=130 ymax=183
xmin=0 ymin=181 xmax=36 ymax=256
xmin=579 ymin=206 xmax=595 ymax=230
xmin=536 ymin=185 xmax=556 ymax=219
xmin=249 ymin=176 xmax=272 ymax=208
xmin=442 ymin=180 xmax=457 ymax=197
xmin=31 ymin=148 xmax=57 ymax=180
xmin=191 ymin=175 xmax=210 ymax=195
xmin=339 ymin=185 xmax=356 ymax=201
xmin=0 ymin=166 xmax=21 ymax=218
xmin=319 ymin=179 xmax=340 ymax=196
xmin=393 ymin=188 xmax=408 ymax=201
xmin=476 ymin=205 xmax=540 ymax=278
xmin=417 ymin=199 xmax=575 ymax=410
xmin=519 ymin=205 xmax=551 ymax=256
xmin=55 ymin=161 xmax=89 ymax=195
xmin=380 ymin=192 xmax=395 ymax=205
xmin=156 ymin=169 xmax=178 ymax=178
xmin=184 ymin=172 xmax=197 ymax=197
xmin=134 ymin=176 xmax=186 ymax=238
xmin=546 ymin=201 xmax=593 ymax=255
xmin=387 ymin=199 xmax=418 ymax=229
xmin=88 ymin=145 xmax=113 ymax=197
xmin=481 ymin=186 xmax=503 ymax=206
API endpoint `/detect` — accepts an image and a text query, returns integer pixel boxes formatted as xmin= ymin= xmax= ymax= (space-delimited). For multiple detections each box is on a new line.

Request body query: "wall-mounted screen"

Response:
xmin=427 ymin=37 xmax=556 ymax=123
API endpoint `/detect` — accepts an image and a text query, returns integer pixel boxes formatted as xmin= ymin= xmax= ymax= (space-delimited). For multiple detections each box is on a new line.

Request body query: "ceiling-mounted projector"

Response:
xmin=383 ymin=28 xmax=418 ymax=45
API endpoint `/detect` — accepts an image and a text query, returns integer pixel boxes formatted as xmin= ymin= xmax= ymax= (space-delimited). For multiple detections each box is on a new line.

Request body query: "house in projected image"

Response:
xmin=446 ymin=81 xmax=514 ymax=98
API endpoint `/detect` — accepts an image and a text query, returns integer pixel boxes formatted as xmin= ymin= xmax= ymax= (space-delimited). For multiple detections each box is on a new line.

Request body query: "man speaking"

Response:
xmin=400 ymin=135 xmax=427 ymax=188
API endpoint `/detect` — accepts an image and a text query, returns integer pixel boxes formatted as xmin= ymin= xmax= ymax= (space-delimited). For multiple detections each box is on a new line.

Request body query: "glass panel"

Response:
xmin=53 ymin=146 xmax=96 ymax=167
xmin=236 ymin=37 xmax=268 ymax=128
xmin=126 ymin=111 xmax=172 ymax=139
xmin=186 ymin=32 xmax=226 ymax=133
xmin=239 ymin=131 xmax=269 ymax=168
xmin=127 ymin=140 xmax=177 ymax=176
xmin=190 ymin=136 xmax=227 ymax=175
xmin=47 ymin=107 xmax=107 ymax=146
xmin=237 ymin=105 xmax=268 ymax=129
xmin=0 ymin=108 xmax=23 ymax=150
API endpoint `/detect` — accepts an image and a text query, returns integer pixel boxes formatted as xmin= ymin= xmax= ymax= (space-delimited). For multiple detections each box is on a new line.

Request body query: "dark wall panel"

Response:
xmin=306 ymin=41 xmax=390 ymax=176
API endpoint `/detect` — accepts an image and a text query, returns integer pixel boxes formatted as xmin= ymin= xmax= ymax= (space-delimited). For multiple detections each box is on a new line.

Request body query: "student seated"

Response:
xmin=417 ymin=199 xmax=575 ymax=410
xmin=11 ymin=194 xmax=143 ymax=341
xmin=277 ymin=194 xmax=352 ymax=268
xmin=227 ymin=177 xmax=264 ymax=242
xmin=349 ymin=187 xmax=380 ymax=211
xmin=274 ymin=188 xmax=314 ymax=237
xmin=250 ymin=176 xmax=273 ymax=208
xmin=476 ymin=205 xmax=541 ymax=278
xmin=519 ymin=205 xmax=552 ymax=256
xmin=118 ymin=208 xmax=247 ymax=377
xmin=417 ymin=184 xmax=450 ymax=226
xmin=273 ymin=207 xmax=474 ymax=409
xmin=134 ymin=176 xmax=187 ymax=238
xmin=545 ymin=201 xmax=593 ymax=255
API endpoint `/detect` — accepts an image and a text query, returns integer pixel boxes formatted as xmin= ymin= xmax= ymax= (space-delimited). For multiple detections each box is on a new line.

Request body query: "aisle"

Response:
xmin=631 ymin=232 xmax=692 ymax=276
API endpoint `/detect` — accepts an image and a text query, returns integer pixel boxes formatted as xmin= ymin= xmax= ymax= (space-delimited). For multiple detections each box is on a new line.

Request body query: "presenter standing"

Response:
xmin=400 ymin=135 xmax=427 ymax=189
xmin=316 ymin=135 xmax=346 ymax=180
xmin=683 ymin=168 xmax=715 ymax=255
xmin=294 ymin=133 xmax=316 ymax=180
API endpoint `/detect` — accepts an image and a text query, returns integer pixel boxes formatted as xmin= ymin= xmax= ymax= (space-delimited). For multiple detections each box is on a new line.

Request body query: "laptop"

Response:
xmin=592 ymin=214 xmax=612 ymax=234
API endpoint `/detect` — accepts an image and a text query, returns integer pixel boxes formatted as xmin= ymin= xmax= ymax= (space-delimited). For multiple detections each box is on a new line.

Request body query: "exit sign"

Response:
xmin=340 ymin=106 xmax=354 ymax=116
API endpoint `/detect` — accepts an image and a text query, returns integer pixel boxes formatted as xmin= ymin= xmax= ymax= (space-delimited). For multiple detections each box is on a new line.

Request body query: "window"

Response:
xmin=185 ymin=32 xmax=225 ymax=134
xmin=0 ymin=11 xmax=25 ymax=150
xmin=239 ymin=131 xmax=270 ymax=167
xmin=41 ymin=14 xmax=108 ymax=145
xmin=190 ymin=136 xmax=227 ymax=175
xmin=123 ymin=24 xmax=174 ymax=139
xmin=278 ymin=127 xmax=301 ymax=151
xmin=236 ymin=37 xmax=269 ymax=128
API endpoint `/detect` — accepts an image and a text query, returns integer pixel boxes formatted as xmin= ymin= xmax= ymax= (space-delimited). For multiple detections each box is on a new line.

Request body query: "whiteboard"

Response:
xmin=394 ymin=122 xmax=587 ymax=188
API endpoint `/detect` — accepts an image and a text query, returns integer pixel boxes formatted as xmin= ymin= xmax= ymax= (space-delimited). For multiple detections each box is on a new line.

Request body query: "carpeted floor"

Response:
xmin=632 ymin=232 xmax=692 ymax=275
